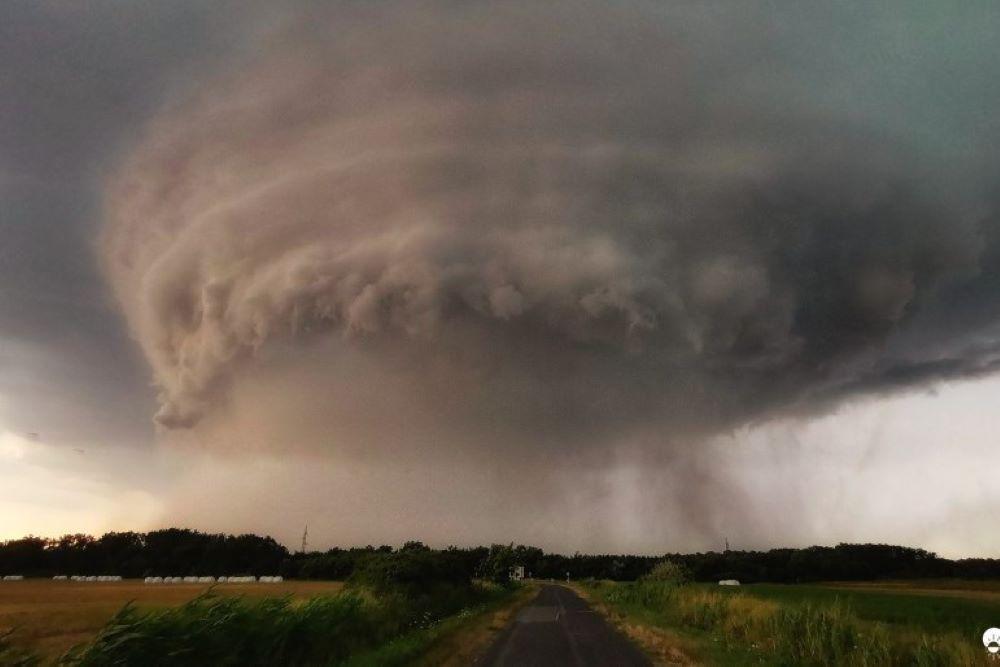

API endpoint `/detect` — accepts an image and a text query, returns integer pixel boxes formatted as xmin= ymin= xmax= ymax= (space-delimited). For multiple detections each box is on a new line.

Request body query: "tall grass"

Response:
xmin=62 ymin=592 xmax=399 ymax=665
xmin=588 ymin=581 xmax=984 ymax=666
xmin=56 ymin=581 xmax=514 ymax=666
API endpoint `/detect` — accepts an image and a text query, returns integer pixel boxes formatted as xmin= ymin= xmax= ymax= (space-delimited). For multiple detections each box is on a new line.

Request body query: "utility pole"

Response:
xmin=725 ymin=537 xmax=730 ymax=553
xmin=300 ymin=525 xmax=309 ymax=554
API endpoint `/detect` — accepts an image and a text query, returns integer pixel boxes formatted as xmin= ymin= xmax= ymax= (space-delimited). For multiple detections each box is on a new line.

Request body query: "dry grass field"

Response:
xmin=0 ymin=579 xmax=344 ymax=660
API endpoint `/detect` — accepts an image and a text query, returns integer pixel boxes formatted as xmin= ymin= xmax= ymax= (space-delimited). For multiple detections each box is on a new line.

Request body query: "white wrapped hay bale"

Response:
xmin=53 ymin=575 xmax=68 ymax=581
xmin=2 ymin=575 xmax=25 ymax=581
xmin=718 ymin=579 xmax=741 ymax=586
xmin=273 ymin=575 xmax=283 ymax=583
xmin=198 ymin=576 xmax=215 ymax=583
xmin=182 ymin=576 xmax=198 ymax=583
xmin=86 ymin=576 xmax=97 ymax=582
xmin=216 ymin=576 xmax=227 ymax=583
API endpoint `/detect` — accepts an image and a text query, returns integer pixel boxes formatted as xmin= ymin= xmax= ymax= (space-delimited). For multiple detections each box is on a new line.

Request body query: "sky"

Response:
xmin=2 ymin=1 xmax=999 ymax=557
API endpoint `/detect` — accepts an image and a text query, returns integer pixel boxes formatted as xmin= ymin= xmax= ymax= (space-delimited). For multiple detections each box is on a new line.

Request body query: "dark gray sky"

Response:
xmin=2 ymin=1 xmax=1000 ymax=556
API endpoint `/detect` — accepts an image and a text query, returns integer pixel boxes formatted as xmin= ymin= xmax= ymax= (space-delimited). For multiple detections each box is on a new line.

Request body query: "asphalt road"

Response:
xmin=478 ymin=584 xmax=651 ymax=667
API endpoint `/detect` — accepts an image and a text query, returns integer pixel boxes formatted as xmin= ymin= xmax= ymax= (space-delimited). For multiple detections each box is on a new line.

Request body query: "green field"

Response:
xmin=721 ymin=582 xmax=1000 ymax=638
xmin=583 ymin=579 xmax=1000 ymax=665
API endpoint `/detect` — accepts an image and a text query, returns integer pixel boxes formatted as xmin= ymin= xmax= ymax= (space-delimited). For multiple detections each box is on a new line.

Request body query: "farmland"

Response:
xmin=723 ymin=581 xmax=1000 ymax=637
xmin=0 ymin=579 xmax=343 ymax=660
xmin=582 ymin=577 xmax=1000 ymax=665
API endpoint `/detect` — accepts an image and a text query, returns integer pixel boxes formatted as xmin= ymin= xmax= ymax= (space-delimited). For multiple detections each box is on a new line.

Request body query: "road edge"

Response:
xmin=567 ymin=582 xmax=697 ymax=666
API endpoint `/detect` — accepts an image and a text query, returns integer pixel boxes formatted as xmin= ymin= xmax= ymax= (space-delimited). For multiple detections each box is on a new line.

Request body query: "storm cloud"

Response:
xmin=102 ymin=2 xmax=997 ymax=452
xmin=4 ymin=1 xmax=1000 ymax=553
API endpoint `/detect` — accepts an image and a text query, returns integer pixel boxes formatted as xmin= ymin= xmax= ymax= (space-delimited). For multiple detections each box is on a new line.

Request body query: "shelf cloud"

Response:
xmin=4 ymin=0 xmax=999 ymax=553
xmin=103 ymin=2 xmax=997 ymax=458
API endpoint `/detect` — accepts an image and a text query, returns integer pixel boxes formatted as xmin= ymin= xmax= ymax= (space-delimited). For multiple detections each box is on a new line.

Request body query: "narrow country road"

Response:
xmin=477 ymin=584 xmax=651 ymax=667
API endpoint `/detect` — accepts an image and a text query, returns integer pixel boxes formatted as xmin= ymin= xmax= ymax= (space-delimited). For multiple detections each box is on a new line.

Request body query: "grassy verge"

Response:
xmin=346 ymin=582 xmax=537 ymax=667
xmin=582 ymin=579 xmax=990 ymax=665
xmin=570 ymin=583 xmax=697 ymax=665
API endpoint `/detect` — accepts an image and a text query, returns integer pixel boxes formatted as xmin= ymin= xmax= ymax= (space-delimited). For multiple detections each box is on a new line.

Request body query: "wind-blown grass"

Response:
xmin=56 ymin=580 xmax=516 ymax=666
xmin=63 ymin=592 xmax=397 ymax=665
xmin=586 ymin=580 xmax=986 ymax=665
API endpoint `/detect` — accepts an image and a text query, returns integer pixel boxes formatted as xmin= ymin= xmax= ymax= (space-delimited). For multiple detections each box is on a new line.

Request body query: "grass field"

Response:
xmin=0 ymin=579 xmax=344 ymax=661
xmin=722 ymin=581 xmax=1000 ymax=638
xmin=824 ymin=579 xmax=1000 ymax=602
xmin=583 ymin=579 xmax=1000 ymax=665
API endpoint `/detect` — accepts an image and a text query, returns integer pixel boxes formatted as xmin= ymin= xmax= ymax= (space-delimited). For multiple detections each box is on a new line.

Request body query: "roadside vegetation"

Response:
xmin=0 ymin=546 xmax=529 ymax=666
xmin=583 ymin=562 xmax=993 ymax=665
xmin=65 ymin=584 xmax=517 ymax=666
xmin=0 ymin=580 xmax=344 ymax=657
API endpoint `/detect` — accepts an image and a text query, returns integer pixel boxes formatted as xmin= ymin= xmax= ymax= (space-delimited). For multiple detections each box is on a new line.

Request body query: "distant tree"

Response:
xmin=642 ymin=559 xmax=691 ymax=585
xmin=477 ymin=544 xmax=518 ymax=583
xmin=3 ymin=531 xmax=999 ymax=583
xmin=0 ymin=536 xmax=47 ymax=575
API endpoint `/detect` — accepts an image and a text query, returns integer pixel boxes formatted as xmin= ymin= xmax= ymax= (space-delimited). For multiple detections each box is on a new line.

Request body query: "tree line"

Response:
xmin=0 ymin=530 xmax=286 ymax=578
xmin=2 ymin=530 xmax=998 ymax=582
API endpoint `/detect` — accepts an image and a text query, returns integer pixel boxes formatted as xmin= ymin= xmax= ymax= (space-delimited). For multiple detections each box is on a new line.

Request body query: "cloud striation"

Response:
xmin=101 ymin=1 xmax=999 ymax=465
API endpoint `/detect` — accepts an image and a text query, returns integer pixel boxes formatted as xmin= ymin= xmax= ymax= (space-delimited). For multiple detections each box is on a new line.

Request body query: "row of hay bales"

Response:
xmin=67 ymin=575 xmax=124 ymax=582
xmin=2 ymin=575 xmax=24 ymax=581
xmin=142 ymin=575 xmax=284 ymax=584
